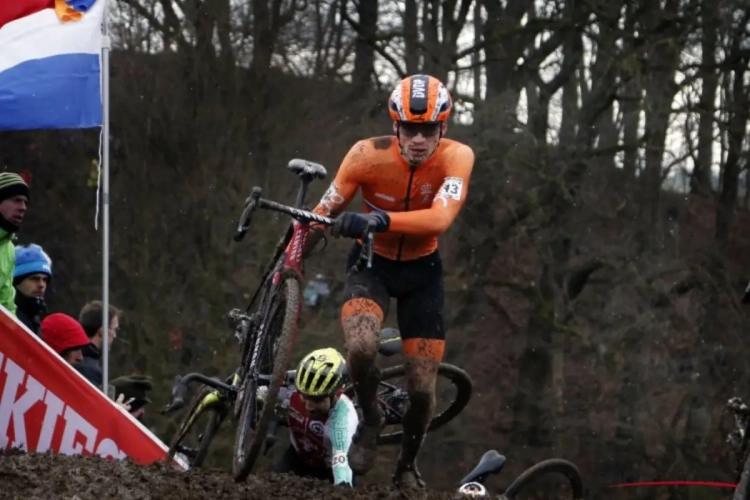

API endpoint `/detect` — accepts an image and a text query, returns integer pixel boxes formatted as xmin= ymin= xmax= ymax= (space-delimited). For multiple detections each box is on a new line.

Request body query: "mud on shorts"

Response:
xmin=342 ymin=243 xmax=445 ymax=362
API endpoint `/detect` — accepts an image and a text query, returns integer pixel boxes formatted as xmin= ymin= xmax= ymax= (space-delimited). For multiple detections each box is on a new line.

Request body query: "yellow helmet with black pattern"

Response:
xmin=295 ymin=348 xmax=347 ymax=398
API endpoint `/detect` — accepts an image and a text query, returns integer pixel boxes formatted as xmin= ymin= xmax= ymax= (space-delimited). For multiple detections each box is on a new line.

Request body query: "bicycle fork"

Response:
xmin=235 ymin=316 xmax=268 ymax=420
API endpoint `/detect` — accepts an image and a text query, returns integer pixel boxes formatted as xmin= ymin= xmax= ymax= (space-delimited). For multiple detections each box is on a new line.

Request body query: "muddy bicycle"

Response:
xmin=161 ymin=158 xmax=372 ymax=482
xmin=456 ymin=449 xmax=584 ymax=499
xmin=162 ymin=327 xmax=473 ymax=469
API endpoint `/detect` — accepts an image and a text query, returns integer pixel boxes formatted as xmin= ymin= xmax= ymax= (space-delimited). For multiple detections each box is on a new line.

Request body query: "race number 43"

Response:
xmin=439 ymin=177 xmax=463 ymax=201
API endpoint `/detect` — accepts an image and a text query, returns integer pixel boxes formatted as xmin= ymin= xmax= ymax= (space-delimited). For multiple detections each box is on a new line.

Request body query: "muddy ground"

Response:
xmin=0 ymin=451 xmax=737 ymax=500
xmin=0 ymin=451 xmax=465 ymax=500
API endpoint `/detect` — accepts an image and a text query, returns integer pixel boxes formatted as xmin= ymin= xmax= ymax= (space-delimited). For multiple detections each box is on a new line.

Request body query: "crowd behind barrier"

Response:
xmin=0 ymin=170 xmax=182 ymax=467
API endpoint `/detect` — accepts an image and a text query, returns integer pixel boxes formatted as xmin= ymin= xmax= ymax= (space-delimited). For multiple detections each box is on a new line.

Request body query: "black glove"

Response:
xmin=331 ymin=211 xmax=390 ymax=238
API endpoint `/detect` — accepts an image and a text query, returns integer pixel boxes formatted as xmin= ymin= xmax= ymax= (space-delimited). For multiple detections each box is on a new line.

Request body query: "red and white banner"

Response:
xmin=0 ymin=306 xmax=186 ymax=468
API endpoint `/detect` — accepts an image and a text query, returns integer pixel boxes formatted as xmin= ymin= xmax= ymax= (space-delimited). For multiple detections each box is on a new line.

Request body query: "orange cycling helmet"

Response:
xmin=388 ymin=74 xmax=452 ymax=124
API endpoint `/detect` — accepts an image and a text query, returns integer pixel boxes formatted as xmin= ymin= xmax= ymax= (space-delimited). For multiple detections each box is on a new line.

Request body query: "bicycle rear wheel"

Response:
xmin=166 ymin=382 xmax=227 ymax=468
xmin=503 ymin=459 xmax=584 ymax=499
xmin=345 ymin=362 xmax=473 ymax=445
xmin=232 ymin=277 xmax=300 ymax=482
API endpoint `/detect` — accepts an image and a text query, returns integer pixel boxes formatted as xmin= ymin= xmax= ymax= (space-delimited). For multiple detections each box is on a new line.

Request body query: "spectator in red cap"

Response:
xmin=40 ymin=313 xmax=89 ymax=366
xmin=40 ymin=312 xmax=134 ymax=413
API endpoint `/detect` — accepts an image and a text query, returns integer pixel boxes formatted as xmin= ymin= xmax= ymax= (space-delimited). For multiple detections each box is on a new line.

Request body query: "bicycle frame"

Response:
xmin=240 ymin=176 xmax=316 ymax=315
xmin=163 ymin=169 xmax=376 ymax=416
xmin=240 ymin=179 xmax=317 ymax=399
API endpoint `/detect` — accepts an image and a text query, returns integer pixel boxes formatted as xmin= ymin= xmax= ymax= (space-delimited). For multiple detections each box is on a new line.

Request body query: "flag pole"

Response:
xmin=101 ymin=0 xmax=111 ymax=397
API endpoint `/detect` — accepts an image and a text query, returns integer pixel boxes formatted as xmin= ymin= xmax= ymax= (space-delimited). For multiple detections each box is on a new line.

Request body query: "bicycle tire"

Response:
xmin=232 ymin=277 xmax=301 ymax=482
xmin=503 ymin=458 xmax=584 ymax=499
xmin=344 ymin=362 xmax=473 ymax=446
xmin=734 ymin=450 xmax=750 ymax=500
xmin=166 ymin=382 xmax=227 ymax=468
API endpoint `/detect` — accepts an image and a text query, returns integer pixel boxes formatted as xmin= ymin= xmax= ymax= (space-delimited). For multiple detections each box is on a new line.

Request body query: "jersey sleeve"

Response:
xmin=312 ymin=141 xmax=369 ymax=219
xmin=327 ymin=395 xmax=359 ymax=486
xmin=387 ymin=143 xmax=475 ymax=236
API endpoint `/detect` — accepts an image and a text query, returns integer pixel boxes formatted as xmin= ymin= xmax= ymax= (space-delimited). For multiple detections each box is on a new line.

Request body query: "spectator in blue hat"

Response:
xmin=0 ymin=172 xmax=30 ymax=315
xmin=13 ymin=243 xmax=51 ymax=336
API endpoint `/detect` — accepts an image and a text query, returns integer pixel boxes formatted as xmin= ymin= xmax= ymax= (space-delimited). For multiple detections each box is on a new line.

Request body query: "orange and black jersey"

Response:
xmin=313 ymin=136 xmax=475 ymax=261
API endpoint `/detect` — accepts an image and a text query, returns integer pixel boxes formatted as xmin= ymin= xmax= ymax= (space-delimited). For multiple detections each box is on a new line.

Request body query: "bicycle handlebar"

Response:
xmin=160 ymin=373 xmax=238 ymax=415
xmin=233 ymin=187 xmax=263 ymax=243
xmin=233 ymin=186 xmax=377 ymax=270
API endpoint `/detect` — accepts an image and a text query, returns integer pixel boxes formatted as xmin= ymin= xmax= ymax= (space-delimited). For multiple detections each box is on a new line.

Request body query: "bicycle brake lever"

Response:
xmin=234 ymin=188 xmax=263 ymax=242
xmin=363 ymin=220 xmax=376 ymax=269
xmin=367 ymin=233 xmax=374 ymax=268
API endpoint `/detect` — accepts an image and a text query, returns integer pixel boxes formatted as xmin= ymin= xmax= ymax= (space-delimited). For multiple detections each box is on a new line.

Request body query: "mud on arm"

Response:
xmin=302 ymin=142 xmax=368 ymax=257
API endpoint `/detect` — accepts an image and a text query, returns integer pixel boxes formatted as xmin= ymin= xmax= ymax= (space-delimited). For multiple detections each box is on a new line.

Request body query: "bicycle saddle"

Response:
xmin=459 ymin=450 xmax=507 ymax=485
xmin=378 ymin=327 xmax=402 ymax=357
xmin=288 ymin=159 xmax=327 ymax=180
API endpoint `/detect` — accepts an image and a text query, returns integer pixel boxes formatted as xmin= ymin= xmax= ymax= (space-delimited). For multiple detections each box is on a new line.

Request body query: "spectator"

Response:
xmin=40 ymin=313 xmax=135 ymax=412
xmin=110 ymin=374 xmax=154 ymax=423
xmin=77 ymin=300 xmax=120 ymax=389
xmin=303 ymin=273 xmax=331 ymax=309
xmin=0 ymin=172 xmax=30 ymax=315
xmin=13 ymin=243 xmax=52 ymax=335
xmin=40 ymin=313 xmax=89 ymax=366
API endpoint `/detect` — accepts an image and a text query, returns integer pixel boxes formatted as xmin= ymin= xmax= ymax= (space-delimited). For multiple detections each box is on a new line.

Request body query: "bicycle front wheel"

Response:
xmin=232 ymin=277 xmax=301 ymax=482
xmin=166 ymin=382 xmax=227 ymax=468
xmin=503 ymin=459 xmax=584 ymax=499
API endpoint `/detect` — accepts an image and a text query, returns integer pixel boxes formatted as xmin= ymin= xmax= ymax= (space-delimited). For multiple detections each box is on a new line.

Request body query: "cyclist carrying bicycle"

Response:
xmin=304 ymin=74 xmax=475 ymax=488
xmin=265 ymin=347 xmax=358 ymax=487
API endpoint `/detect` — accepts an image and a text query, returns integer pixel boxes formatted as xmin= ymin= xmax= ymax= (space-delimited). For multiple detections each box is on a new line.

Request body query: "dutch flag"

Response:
xmin=0 ymin=0 xmax=104 ymax=131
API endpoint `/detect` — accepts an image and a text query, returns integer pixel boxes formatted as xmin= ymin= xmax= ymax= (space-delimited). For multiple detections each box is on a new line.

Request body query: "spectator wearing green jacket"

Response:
xmin=0 ymin=173 xmax=29 ymax=315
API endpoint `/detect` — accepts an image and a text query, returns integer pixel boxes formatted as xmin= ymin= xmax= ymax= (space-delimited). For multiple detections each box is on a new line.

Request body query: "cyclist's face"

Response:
xmin=395 ymin=121 xmax=446 ymax=165
xmin=302 ymin=394 xmax=331 ymax=418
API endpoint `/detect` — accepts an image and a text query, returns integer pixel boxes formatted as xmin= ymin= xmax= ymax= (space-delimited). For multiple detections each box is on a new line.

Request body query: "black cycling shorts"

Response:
xmin=343 ymin=243 xmax=445 ymax=342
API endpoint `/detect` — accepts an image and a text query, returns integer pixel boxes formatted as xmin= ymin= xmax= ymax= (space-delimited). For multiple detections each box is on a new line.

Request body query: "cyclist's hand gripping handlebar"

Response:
xmin=161 ymin=375 xmax=188 ymax=414
xmin=234 ymin=187 xmax=262 ymax=242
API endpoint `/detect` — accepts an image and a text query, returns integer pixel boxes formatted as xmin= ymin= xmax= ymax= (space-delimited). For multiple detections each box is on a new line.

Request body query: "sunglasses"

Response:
xmin=399 ymin=122 xmax=441 ymax=138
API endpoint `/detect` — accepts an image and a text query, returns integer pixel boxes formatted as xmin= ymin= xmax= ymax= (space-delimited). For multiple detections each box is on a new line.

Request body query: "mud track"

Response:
xmin=0 ymin=451 xmax=460 ymax=500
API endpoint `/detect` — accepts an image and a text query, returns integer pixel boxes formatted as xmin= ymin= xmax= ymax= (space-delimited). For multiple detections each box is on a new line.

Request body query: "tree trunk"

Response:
xmin=351 ymin=0 xmax=378 ymax=92
xmin=641 ymin=0 xmax=684 ymax=228
xmin=692 ymin=2 xmax=718 ymax=195
xmin=715 ymin=51 xmax=749 ymax=252
xmin=403 ymin=0 xmax=420 ymax=74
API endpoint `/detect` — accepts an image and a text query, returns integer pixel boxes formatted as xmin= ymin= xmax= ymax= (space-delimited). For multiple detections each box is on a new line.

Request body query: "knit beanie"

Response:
xmin=0 ymin=173 xmax=29 ymax=233
xmin=13 ymin=243 xmax=52 ymax=286
xmin=41 ymin=313 xmax=90 ymax=355
xmin=0 ymin=173 xmax=30 ymax=203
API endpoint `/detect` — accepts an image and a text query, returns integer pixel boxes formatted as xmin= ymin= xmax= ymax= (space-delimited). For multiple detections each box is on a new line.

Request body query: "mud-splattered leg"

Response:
xmin=341 ymin=297 xmax=383 ymax=474
xmin=392 ymin=338 xmax=444 ymax=489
